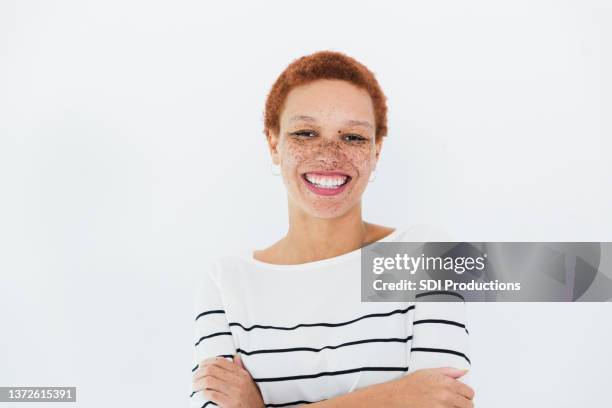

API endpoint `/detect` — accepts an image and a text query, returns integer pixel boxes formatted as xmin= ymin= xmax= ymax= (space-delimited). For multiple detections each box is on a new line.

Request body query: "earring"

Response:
xmin=270 ymin=162 xmax=281 ymax=176
xmin=368 ymin=169 xmax=377 ymax=182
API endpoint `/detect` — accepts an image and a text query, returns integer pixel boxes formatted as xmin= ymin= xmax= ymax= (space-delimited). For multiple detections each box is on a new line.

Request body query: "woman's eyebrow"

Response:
xmin=288 ymin=115 xmax=373 ymax=129
xmin=288 ymin=115 xmax=317 ymax=124
xmin=344 ymin=119 xmax=373 ymax=129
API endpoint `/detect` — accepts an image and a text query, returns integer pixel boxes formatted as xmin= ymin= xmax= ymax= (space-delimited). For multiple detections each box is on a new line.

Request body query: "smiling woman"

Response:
xmin=190 ymin=50 xmax=474 ymax=408
xmin=267 ymin=76 xmax=382 ymax=221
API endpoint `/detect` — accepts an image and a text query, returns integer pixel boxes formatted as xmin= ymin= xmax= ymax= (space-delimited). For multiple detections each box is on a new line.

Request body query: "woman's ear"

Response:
xmin=267 ymin=129 xmax=281 ymax=165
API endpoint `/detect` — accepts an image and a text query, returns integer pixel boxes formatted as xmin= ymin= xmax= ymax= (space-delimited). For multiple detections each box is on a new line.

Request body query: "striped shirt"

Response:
xmin=190 ymin=226 xmax=471 ymax=407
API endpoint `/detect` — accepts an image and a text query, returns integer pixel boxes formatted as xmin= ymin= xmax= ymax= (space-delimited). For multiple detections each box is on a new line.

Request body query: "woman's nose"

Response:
xmin=311 ymin=139 xmax=346 ymax=166
xmin=315 ymin=136 xmax=343 ymax=152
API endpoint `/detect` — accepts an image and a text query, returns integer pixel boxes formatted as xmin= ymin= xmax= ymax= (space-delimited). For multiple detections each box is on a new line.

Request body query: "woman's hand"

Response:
xmin=192 ymin=354 xmax=264 ymax=408
xmin=384 ymin=367 xmax=475 ymax=408
xmin=311 ymin=366 xmax=474 ymax=408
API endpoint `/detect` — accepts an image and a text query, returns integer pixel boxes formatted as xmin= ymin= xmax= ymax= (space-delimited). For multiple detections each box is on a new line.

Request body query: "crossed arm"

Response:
xmin=190 ymin=268 xmax=474 ymax=407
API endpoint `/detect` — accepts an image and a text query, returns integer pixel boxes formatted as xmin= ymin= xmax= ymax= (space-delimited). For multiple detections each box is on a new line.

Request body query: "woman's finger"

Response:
xmin=452 ymin=393 xmax=474 ymax=408
xmin=207 ymin=356 xmax=242 ymax=373
xmin=194 ymin=362 xmax=240 ymax=384
xmin=194 ymin=373 xmax=235 ymax=395
xmin=451 ymin=379 xmax=475 ymax=400
xmin=194 ymin=357 xmax=240 ymax=381
xmin=233 ymin=353 xmax=245 ymax=369
xmin=202 ymin=389 xmax=232 ymax=407
xmin=199 ymin=356 xmax=234 ymax=371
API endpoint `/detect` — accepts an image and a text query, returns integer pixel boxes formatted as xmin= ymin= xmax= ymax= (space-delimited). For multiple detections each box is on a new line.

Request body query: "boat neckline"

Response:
xmin=243 ymin=227 xmax=403 ymax=270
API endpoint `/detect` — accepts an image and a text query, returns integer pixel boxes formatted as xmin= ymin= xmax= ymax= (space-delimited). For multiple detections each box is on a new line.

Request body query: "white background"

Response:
xmin=1 ymin=1 xmax=611 ymax=407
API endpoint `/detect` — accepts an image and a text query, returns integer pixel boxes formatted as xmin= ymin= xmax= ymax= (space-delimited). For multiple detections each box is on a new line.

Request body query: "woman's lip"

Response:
xmin=301 ymin=173 xmax=351 ymax=196
xmin=302 ymin=170 xmax=351 ymax=177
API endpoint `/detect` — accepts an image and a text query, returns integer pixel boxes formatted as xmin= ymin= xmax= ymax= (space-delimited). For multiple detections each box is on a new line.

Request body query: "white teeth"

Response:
xmin=304 ymin=173 xmax=349 ymax=189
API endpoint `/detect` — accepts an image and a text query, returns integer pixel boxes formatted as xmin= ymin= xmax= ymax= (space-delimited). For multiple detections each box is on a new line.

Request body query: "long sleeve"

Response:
xmin=190 ymin=261 xmax=237 ymax=408
xmin=407 ymin=292 xmax=472 ymax=386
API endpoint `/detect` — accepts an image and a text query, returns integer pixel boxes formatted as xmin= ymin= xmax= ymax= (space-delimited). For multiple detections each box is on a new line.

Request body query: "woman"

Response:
xmin=191 ymin=50 xmax=474 ymax=407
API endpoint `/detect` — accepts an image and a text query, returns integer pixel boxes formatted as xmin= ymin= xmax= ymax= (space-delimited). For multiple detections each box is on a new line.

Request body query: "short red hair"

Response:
xmin=263 ymin=50 xmax=388 ymax=142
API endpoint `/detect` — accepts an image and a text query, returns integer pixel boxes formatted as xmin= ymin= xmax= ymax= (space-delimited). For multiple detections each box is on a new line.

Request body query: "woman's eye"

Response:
xmin=292 ymin=130 xmax=317 ymax=138
xmin=343 ymin=134 xmax=367 ymax=142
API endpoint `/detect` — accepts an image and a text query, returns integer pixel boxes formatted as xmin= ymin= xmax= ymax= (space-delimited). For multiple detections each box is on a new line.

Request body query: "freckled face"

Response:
xmin=268 ymin=79 xmax=382 ymax=219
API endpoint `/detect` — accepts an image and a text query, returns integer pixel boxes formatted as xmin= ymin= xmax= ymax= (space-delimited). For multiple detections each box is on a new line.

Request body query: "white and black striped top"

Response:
xmin=190 ymin=226 xmax=471 ymax=407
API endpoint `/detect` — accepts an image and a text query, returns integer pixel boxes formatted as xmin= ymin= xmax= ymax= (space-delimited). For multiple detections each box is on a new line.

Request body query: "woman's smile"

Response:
xmin=301 ymin=170 xmax=352 ymax=196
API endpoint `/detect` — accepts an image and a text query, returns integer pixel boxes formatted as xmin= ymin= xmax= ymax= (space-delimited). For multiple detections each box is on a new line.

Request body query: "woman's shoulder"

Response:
xmin=364 ymin=222 xmax=453 ymax=244
xmin=210 ymin=250 xmax=253 ymax=270
xmin=196 ymin=250 xmax=254 ymax=283
xmin=393 ymin=223 xmax=454 ymax=242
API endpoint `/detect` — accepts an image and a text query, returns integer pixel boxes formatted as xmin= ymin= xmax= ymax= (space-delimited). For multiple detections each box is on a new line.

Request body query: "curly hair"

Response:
xmin=263 ymin=50 xmax=388 ymax=142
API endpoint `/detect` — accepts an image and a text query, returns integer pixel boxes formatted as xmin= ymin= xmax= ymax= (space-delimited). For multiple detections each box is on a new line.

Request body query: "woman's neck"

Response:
xmin=268 ymin=202 xmax=391 ymax=265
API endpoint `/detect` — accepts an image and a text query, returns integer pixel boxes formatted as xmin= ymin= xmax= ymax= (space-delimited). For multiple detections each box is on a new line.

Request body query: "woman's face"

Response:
xmin=268 ymin=79 xmax=382 ymax=219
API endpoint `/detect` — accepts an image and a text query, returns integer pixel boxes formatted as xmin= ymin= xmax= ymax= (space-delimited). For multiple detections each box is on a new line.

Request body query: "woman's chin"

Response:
xmin=298 ymin=194 xmax=359 ymax=219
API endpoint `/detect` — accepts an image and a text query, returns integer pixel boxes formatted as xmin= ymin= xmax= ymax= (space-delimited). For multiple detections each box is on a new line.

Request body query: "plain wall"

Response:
xmin=1 ymin=1 xmax=611 ymax=407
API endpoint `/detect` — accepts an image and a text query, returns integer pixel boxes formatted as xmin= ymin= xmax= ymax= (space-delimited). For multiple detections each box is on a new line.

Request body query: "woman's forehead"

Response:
xmin=281 ymin=88 xmax=375 ymax=127
xmin=286 ymin=114 xmax=374 ymax=131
